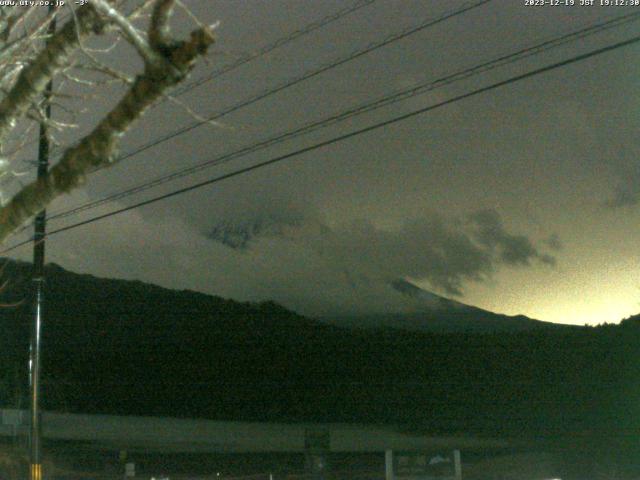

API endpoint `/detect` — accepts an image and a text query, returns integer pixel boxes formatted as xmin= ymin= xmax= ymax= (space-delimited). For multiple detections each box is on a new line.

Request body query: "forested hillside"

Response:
xmin=0 ymin=260 xmax=637 ymax=446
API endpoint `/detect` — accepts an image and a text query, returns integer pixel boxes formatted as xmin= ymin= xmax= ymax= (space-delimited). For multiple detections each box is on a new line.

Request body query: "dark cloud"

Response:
xmin=607 ymin=178 xmax=640 ymax=209
xmin=468 ymin=209 xmax=555 ymax=267
xmin=605 ymin=163 xmax=640 ymax=209
xmin=208 ymin=208 xmax=555 ymax=298
xmin=321 ymin=216 xmax=492 ymax=296
xmin=208 ymin=213 xmax=304 ymax=250
xmin=545 ymin=233 xmax=562 ymax=251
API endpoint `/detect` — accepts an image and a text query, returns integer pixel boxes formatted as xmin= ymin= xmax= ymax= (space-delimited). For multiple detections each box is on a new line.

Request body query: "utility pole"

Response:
xmin=30 ymin=7 xmax=56 ymax=480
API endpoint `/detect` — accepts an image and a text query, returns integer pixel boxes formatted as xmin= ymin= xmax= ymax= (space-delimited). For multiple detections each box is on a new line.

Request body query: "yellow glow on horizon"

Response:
xmin=419 ymin=258 xmax=640 ymax=326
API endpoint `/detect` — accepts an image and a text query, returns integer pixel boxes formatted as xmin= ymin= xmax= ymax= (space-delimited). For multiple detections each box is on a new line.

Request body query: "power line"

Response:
xmin=41 ymin=0 xmax=490 ymax=197
xmin=171 ymin=0 xmax=490 ymax=120
xmin=45 ymin=10 xmax=640 ymax=222
xmin=2 ymin=32 xmax=637 ymax=255
xmin=15 ymin=0 xmax=378 ymax=165
xmin=171 ymin=0 xmax=379 ymax=97
xmin=22 ymin=0 xmax=489 ymax=216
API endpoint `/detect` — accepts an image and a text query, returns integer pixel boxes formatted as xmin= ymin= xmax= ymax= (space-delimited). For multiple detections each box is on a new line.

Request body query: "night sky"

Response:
xmin=6 ymin=0 xmax=640 ymax=325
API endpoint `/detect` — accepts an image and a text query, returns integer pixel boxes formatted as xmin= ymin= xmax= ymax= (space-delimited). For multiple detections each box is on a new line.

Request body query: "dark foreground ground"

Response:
xmin=2 ymin=437 xmax=639 ymax=480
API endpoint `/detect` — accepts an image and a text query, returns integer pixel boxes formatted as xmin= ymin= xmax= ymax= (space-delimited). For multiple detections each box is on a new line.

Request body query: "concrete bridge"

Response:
xmin=0 ymin=408 xmax=512 ymax=454
xmin=0 ymin=409 xmax=565 ymax=480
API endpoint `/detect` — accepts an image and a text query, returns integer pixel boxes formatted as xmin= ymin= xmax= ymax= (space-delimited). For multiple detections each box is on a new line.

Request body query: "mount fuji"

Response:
xmin=321 ymin=279 xmax=574 ymax=333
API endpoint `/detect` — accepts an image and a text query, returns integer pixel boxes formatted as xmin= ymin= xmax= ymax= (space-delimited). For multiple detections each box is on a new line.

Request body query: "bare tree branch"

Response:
xmin=127 ymin=0 xmax=158 ymax=21
xmin=149 ymin=0 xmax=176 ymax=51
xmin=0 ymin=6 xmax=105 ymax=146
xmin=91 ymin=0 xmax=160 ymax=65
xmin=0 ymin=11 xmax=215 ymax=243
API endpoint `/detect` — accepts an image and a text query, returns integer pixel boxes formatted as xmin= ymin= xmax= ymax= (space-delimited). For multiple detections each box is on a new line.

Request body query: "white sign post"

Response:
xmin=125 ymin=462 xmax=135 ymax=477
xmin=453 ymin=450 xmax=462 ymax=480
xmin=385 ymin=450 xmax=394 ymax=480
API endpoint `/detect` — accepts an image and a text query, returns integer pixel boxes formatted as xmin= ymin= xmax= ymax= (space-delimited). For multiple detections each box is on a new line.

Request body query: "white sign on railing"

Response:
xmin=385 ymin=449 xmax=461 ymax=480
xmin=125 ymin=462 xmax=136 ymax=477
